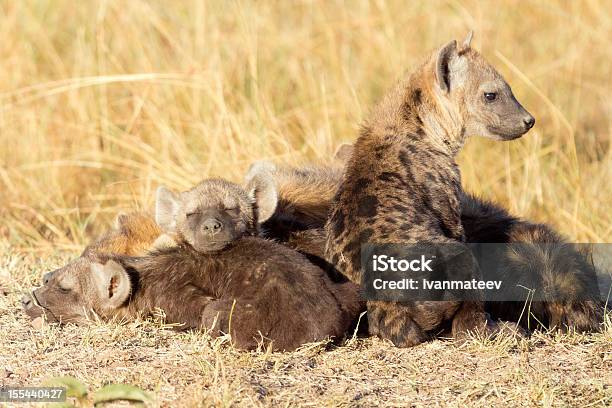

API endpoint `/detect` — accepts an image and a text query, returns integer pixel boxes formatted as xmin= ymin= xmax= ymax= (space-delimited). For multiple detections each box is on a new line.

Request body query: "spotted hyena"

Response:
xmin=325 ymin=32 xmax=537 ymax=347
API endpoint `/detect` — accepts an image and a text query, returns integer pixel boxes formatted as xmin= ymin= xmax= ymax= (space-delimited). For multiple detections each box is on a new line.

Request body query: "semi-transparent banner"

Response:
xmin=361 ymin=243 xmax=611 ymax=302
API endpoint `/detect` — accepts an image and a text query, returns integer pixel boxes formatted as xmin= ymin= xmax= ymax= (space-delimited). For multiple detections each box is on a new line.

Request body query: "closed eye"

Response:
xmin=58 ymin=286 xmax=72 ymax=294
xmin=225 ymin=208 xmax=241 ymax=216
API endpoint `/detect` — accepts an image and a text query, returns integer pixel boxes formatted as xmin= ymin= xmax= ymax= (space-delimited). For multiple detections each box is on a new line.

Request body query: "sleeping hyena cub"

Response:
xmin=325 ymin=32 xmax=536 ymax=347
xmin=153 ymin=172 xmax=278 ymax=252
xmin=149 ymin=176 xmax=361 ymax=350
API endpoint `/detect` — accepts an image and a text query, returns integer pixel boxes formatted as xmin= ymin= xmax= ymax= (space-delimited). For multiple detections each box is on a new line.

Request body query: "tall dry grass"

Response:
xmin=0 ymin=0 xmax=610 ymax=250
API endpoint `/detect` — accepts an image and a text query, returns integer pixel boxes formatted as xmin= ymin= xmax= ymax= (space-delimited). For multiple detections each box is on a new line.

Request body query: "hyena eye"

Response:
xmin=225 ymin=207 xmax=240 ymax=216
xmin=484 ymin=92 xmax=497 ymax=101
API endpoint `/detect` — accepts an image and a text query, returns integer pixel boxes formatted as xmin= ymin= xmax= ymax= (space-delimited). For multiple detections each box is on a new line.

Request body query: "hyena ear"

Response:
xmin=245 ymin=160 xmax=276 ymax=180
xmin=91 ymin=260 xmax=131 ymax=309
xmin=245 ymin=162 xmax=278 ymax=223
xmin=114 ymin=212 xmax=129 ymax=230
xmin=334 ymin=143 xmax=354 ymax=163
xmin=458 ymin=30 xmax=474 ymax=54
xmin=155 ymin=186 xmax=180 ymax=233
xmin=435 ymin=39 xmax=458 ymax=94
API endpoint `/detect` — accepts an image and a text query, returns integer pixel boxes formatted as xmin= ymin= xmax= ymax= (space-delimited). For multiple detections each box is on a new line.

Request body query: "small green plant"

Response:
xmin=43 ymin=376 xmax=153 ymax=407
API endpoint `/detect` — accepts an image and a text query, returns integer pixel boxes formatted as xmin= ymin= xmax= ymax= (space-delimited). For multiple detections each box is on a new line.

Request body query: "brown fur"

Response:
xmin=259 ymin=158 xmax=604 ymax=332
xmin=246 ymin=150 xmax=603 ymax=334
xmin=85 ymin=212 xmax=161 ymax=257
xmin=324 ymin=36 xmax=538 ymax=346
xmin=109 ymin=238 xmax=362 ymax=351
xmin=24 ymin=234 xmax=362 ymax=351
xmin=248 ymin=161 xmax=345 ymax=240
xmin=24 ymin=182 xmax=363 ymax=351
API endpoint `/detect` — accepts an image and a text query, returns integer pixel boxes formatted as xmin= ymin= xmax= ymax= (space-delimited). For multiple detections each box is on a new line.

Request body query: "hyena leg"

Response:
xmin=546 ymin=300 xmax=604 ymax=333
xmin=201 ymin=299 xmax=231 ymax=333
xmin=200 ymin=299 xmax=263 ymax=350
xmin=451 ymin=301 xmax=489 ymax=338
xmin=367 ymin=300 xmax=428 ymax=347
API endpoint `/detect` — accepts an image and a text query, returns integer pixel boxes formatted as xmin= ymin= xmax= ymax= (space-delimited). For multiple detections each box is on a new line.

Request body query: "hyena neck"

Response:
xmin=363 ymin=63 xmax=467 ymax=156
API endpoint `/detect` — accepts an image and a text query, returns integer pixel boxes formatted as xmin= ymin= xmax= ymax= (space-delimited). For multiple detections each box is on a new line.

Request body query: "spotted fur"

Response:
xmin=325 ymin=35 xmax=536 ymax=346
xmin=248 ymin=157 xmax=605 ymax=333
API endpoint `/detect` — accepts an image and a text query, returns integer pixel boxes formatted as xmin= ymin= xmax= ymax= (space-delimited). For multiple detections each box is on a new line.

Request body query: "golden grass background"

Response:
xmin=0 ymin=3 xmax=610 ymax=405
xmin=0 ymin=0 xmax=610 ymax=250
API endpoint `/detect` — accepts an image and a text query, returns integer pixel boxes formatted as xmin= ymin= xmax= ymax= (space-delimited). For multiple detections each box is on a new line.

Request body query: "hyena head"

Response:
xmin=155 ymin=175 xmax=277 ymax=254
xmin=24 ymin=258 xmax=131 ymax=324
xmin=22 ymin=213 xmax=159 ymax=324
xmin=432 ymin=32 xmax=535 ymax=141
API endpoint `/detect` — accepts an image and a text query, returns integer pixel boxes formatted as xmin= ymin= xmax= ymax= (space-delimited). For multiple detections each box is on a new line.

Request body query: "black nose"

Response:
xmin=202 ymin=218 xmax=223 ymax=235
xmin=42 ymin=272 xmax=54 ymax=285
xmin=523 ymin=116 xmax=535 ymax=130
xmin=21 ymin=294 xmax=33 ymax=310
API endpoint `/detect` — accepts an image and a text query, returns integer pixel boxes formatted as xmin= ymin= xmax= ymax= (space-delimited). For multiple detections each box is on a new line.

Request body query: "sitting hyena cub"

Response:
xmin=326 ymin=33 xmax=536 ymax=347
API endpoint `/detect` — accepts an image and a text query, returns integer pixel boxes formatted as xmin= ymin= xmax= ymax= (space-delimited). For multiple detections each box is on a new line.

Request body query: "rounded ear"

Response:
xmin=245 ymin=164 xmax=278 ymax=223
xmin=435 ymin=40 xmax=458 ymax=94
xmin=155 ymin=186 xmax=180 ymax=232
xmin=334 ymin=143 xmax=354 ymax=163
xmin=244 ymin=160 xmax=276 ymax=183
xmin=114 ymin=212 xmax=129 ymax=231
xmin=91 ymin=260 xmax=131 ymax=309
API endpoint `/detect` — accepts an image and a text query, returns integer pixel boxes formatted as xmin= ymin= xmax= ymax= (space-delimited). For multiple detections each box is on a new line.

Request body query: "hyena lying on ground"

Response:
xmin=24 ymin=178 xmax=361 ymax=351
xmin=21 ymin=212 xmax=162 ymax=325
xmin=461 ymin=195 xmax=604 ymax=331
xmin=149 ymin=177 xmax=361 ymax=350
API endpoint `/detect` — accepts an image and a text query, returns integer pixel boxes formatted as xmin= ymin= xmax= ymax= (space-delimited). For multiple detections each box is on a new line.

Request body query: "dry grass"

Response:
xmin=0 ymin=0 xmax=610 ymax=248
xmin=1 ymin=251 xmax=611 ymax=407
xmin=1 ymin=1 xmax=611 ymax=407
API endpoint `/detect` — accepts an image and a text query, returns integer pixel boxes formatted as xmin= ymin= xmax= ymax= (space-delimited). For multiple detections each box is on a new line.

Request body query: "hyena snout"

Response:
xmin=499 ymin=97 xmax=535 ymax=139
xmin=202 ymin=217 xmax=223 ymax=236
xmin=483 ymin=97 xmax=536 ymax=141
xmin=187 ymin=209 xmax=241 ymax=253
xmin=21 ymin=293 xmax=34 ymax=310
xmin=42 ymin=271 xmax=55 ymax=285
xmin=523 ymin=114 xmax=535 ymax=130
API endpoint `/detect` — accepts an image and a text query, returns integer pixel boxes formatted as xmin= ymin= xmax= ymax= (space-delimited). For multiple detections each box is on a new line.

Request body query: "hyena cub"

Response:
xmin=154 ymin=174 xmax=277 ymax=252
xmin=150 ymin=177 xmax=361 ymax=350
xmin=24 ymin=179 xmax=361 ymax=350
xmin=326 ymin=33 xmax=536 ymax=347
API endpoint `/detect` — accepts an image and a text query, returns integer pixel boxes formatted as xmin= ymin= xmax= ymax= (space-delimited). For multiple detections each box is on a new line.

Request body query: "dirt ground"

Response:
xmin=1 ymin=246 xmax=610 ymax=407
